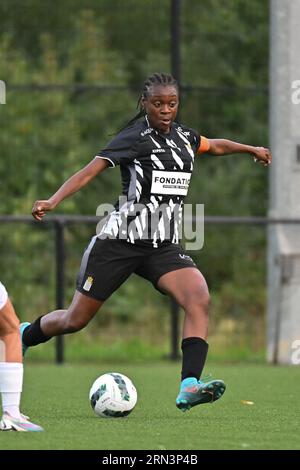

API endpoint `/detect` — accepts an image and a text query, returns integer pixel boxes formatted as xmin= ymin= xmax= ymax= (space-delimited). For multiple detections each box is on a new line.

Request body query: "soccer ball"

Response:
xmin=89 ymin=372 xmax=137 ymax=418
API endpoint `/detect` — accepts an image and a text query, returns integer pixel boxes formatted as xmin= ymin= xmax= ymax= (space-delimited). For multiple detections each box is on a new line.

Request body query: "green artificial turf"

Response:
xmin=1 ymin=362 xmax=299 ymax=450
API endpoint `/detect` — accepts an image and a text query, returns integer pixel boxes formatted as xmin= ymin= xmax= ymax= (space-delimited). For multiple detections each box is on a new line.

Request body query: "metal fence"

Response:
xmin=1 ymin=215 xmax=299 ymax=363
xmin=0 ymin=0 xmax=272 ymax=362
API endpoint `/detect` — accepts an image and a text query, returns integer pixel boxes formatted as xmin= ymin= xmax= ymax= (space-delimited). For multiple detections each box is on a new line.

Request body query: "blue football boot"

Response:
xmin=176 ymin=376 xmax=226 ymax=412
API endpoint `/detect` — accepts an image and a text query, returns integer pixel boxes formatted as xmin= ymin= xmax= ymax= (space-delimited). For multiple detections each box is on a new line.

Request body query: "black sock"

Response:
xmin=22 ymin=316 xmax=51 ymax=346
xmin=181 ymin=337 xmax=209 ymax=381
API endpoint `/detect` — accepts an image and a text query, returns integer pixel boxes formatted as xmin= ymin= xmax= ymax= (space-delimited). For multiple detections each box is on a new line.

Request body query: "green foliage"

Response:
xmin=0 ymin=0 xmax=269 ymax=349
xmin=0 ymin=12 xmax=131 ymax=215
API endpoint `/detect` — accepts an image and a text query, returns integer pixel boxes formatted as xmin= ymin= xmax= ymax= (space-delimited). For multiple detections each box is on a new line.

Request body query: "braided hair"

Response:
xmin=122 ymin=72 xmax=179 ymax=130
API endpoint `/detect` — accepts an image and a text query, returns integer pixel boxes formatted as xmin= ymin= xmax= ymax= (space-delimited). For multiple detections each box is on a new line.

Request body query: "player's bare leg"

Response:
xmin=21 ymin=291 xmax=103 ymax=354
xmin=0 ymin=298 xmax=22 ymax=363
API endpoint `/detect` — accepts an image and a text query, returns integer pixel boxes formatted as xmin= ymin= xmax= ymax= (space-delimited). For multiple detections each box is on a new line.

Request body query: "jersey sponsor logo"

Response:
xmin=140 ymin=127 xmax=153 ymax=137
xmin=151 ymin=170 xmax=191 ymax=196
xmin=177 ymin=127 xmax=190 ymax=137
xmin=152 ymin=148 xmax=165 ymax=153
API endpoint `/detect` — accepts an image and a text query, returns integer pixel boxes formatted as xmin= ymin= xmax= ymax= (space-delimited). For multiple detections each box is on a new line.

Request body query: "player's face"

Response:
xmin=142 ymin=85 xmax=179 ymax=134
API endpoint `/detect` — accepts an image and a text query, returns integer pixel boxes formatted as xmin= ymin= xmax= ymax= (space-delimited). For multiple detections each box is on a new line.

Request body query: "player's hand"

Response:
xmin=32 ymin=200 xmax=54 ymax=221
xmin=251 ymin=147 xmax=272 ymax=166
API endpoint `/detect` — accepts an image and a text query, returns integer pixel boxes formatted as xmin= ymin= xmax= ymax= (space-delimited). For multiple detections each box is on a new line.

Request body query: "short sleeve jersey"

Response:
xmin=96 ymin=116 xmax=202 ymax=248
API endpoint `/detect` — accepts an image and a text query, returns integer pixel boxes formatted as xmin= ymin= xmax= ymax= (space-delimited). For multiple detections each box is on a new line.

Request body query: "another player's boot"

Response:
xmin=0 ymin=412 xmax=43 ymax=432
xmin=176 ymin=376 xmax=226 ymax=412
xmin=20 ymin=322 xmax=31 ymax=356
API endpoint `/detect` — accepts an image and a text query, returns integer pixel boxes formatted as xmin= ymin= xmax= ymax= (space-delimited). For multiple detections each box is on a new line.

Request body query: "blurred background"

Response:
xmin=0 ymin=0 xmax=269 ymax=363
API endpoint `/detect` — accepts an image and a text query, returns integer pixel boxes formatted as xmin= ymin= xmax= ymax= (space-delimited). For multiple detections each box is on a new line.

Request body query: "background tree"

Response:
xmin=0 ymin=0 xmax=269 ymax=358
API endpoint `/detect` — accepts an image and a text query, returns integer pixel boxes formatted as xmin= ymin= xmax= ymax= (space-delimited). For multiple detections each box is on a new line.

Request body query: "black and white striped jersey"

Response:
xmin=96 ymin=116 xmax=201 ymax=248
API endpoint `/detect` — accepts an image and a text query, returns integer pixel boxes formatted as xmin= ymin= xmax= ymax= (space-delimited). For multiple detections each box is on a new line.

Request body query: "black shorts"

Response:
xmin=76 ymin=237 xmax=198 ymax=301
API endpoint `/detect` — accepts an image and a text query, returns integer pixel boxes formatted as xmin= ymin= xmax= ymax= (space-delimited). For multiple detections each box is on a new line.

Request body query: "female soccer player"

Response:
xmin=0 ymin=281 xmax=43 ymax=431
xmin=21 ymin=73 xmax=271 ymax=412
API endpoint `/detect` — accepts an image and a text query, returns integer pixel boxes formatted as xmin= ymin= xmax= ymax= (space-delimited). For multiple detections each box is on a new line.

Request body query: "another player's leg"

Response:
xmin=0 ymin=283 xmax=43 ymax=431
xmin=21 ymin=290 xmax=103 ymax=354
xmin=157 ymin=267 xmax=226 ymax=412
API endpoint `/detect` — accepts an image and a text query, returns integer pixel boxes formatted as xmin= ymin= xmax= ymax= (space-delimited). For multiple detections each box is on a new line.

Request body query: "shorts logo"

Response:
xmin=83 ymin=276 xmax=93 ymax=291
xmin=179 ymin=253 xmax=194 ymax=263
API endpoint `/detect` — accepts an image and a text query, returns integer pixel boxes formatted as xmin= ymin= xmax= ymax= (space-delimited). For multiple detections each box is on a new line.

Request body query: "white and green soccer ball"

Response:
xmin=89 ymin=373 xmax=137 ymax=418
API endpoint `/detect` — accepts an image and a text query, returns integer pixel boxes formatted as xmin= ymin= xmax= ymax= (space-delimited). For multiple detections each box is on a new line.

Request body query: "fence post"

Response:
xmin=169 ymin=0 xmax=181 ymax=361
xmin=54 ymin=220 xmax=65 ymax=364
xmin=171 ymin=0 xmax=181 ymax=85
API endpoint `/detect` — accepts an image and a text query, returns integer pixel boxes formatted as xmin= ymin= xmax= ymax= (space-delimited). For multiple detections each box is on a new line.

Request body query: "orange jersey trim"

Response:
xmin=197 ymin=136 xmax=210 ymax=154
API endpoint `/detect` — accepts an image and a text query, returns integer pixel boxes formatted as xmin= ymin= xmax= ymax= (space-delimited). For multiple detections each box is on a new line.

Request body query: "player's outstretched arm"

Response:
xmin=206 ymin=139 xmax=272 ymax=166
xmin=32 ymin=157 xmax=109 ymax=221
